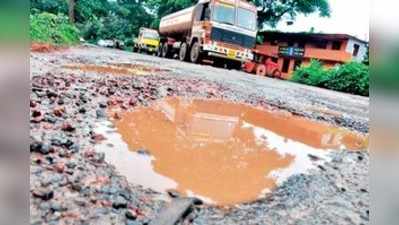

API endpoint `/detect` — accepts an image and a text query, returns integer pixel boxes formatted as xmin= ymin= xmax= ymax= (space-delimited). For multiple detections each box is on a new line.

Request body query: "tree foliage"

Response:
xmin=30 ymin=12 xmax=80 ymax=45
xmin=250 ymin=0 xmax=331 ymax=27
xmin=30 ymin=0 xmax=332 ymax=46
xmin=30 ymin=0 xmax=68 ymax=15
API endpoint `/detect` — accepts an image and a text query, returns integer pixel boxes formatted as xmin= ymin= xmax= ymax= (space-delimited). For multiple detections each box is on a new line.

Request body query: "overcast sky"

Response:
xmin=267 ymin=0 xmax=370 ymax=41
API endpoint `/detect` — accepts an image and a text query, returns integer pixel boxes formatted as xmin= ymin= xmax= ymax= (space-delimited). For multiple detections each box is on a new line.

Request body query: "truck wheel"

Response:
xmin=179 ymin=43 xmax=189 ymax=61
xmin=161 ymin=44 xmax=171 ymax=58
xmin=273 ymin=69 xmax=282 ymax=79
xmin=133 ymin=47 xmax=138 ymax=52
xmin=213 ymin=59 xmax=225 ymax=68
xmin=243 ymin=61 xmax=256 ymax=73
xmin=190 ymin=42 xmax=202 ymax=63
xmin=256 ymin=64 xmax=267 ymax=76
xmin=227 ymin=61 xmax=242 ymax=70
xmin=157 ymin=44 xmax=162 ymax=57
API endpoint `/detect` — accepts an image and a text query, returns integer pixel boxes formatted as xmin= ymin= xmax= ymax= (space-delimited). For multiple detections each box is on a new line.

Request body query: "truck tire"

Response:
xmin=190 ymin=42 xmax=202 ymax=63
xmin=157 ymin=44 xmax=163 ymax=57
xmin=161 ymin=44 xmax=171 ymax=58
xmin=256 ymin=64 xmax=267 ymax=76
xmin=226 ymin=61 xmax=242 ymax=70
xmin=213 ymin=58 xmax=225 ymax=68
xmin=133 ymin=46 xmax=138 ymax=52
xmin=272 ymin=69 xmax=282 ymax=79
xmin=179 ymin=42 xmax=189 ymax=61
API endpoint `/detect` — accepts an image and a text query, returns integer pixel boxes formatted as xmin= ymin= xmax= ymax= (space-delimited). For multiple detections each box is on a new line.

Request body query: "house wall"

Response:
xmin=345 ymin=39 xmax=368 ymax=62
xmin=257 ymin=34 xmax=368 ymax=79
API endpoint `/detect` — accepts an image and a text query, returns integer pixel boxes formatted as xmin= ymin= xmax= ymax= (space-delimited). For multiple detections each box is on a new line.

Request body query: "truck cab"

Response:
xmin=133 ymin=28 xmax=160 ymax=54
xmin=159 ymin=0 xmax=257 ymax=69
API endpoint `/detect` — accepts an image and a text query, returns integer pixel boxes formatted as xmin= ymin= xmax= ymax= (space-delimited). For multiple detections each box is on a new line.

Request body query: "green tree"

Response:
xmin=30 ymin=12 xmax=80 ymax=45
xmin=250 ymin=0 xmax=331 ymax=27
xmin=146 ymin=0 xmax=196 ymax=18
xmin=75 ymin=0 xmax=109 ymax=23
xmin=30 ymin=0 xmax=68 ymax=14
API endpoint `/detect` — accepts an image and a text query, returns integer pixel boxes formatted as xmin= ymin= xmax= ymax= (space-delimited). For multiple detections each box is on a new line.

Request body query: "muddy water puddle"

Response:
xmin=95 ymin=97 xmax=367 ymax=205
xmin=63 ymin=63 xmax=169 ymax=76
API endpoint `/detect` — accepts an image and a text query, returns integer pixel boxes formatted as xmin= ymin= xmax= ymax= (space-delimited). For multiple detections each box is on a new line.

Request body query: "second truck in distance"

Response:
xmin=157 ymin=0 xmax=257 ymax=69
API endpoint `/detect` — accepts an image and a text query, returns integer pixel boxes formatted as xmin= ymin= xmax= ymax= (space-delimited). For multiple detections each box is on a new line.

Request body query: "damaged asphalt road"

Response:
xmin=30 ymin=46 xmax=369 ymax=225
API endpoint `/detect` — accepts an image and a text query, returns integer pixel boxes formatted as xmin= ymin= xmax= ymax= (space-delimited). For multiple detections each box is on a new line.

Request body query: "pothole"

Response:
xmin=63 ymin=63 xmax=169 ymax=75
xmin=95 ymin=97 xmax=368 ymax=206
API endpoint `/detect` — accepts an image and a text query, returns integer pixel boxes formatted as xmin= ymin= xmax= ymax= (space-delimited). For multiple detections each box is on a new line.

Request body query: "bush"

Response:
xmin=30 ymin=12 xmax=80 ymax=45
xmin=291 ymin=60 xmax=369 ymax=96
xmin=323 ymin=62 xmax=369 ymax=96
xmin=291 ymin=60 xmax=329 ymax=86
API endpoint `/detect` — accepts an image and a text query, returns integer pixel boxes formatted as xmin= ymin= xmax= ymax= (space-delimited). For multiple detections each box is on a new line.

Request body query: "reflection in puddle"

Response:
xmin=95 ymin=98 xmax=368 ymax=205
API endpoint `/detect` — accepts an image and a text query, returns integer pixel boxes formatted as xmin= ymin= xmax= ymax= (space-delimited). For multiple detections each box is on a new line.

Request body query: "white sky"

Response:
xmin=266 ymin=0 xmax=370 ymax=41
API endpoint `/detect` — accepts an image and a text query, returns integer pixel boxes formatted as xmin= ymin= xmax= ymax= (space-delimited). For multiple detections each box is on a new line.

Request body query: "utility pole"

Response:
xmin=68 ymin=0 xmax=75 ymax=23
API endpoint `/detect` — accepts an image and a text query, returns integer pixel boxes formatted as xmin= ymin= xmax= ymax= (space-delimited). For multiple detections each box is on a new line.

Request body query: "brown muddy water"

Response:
xmin=63 ymin=63 xmax=169 ymax=75
xmin=95 ymin=97 xmax=368 ymax=206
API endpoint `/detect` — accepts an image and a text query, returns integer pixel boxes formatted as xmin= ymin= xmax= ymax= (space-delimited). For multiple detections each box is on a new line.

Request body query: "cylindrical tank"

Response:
xmin=159 ymin=6 xmax=196 ymax=38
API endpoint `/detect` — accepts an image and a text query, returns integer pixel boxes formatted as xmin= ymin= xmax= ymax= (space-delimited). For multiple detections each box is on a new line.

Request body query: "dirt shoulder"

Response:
xmin=30 ymin=46 xmax=369 ymax=225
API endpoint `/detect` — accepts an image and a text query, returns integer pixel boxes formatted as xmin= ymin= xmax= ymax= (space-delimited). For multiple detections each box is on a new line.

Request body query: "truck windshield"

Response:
xmin=237 ymin=8 xmax=256 ymax=30
xmin=212 ymin=3 xmax=235 ymax=25
xmin=143 ymin=32 xmax=159 ymax=39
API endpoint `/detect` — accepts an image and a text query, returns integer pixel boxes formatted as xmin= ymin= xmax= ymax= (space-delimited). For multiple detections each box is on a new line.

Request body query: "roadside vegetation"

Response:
xmin=30 ymin=12 xmax=80 ymax=45
xmin=291 ymin=60 xmax=369 ymax=96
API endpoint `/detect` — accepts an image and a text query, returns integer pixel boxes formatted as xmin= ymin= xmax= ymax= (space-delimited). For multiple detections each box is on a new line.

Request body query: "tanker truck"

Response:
xmin=157 ymin=0 xmax=257 ymax=69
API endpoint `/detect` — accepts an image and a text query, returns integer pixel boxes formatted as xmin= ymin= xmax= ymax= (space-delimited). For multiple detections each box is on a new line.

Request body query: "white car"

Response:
xmin=97 ymin=40 xmax=115 ymax=48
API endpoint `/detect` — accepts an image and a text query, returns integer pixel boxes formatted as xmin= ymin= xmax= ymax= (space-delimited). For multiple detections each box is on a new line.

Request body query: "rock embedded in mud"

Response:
xmin=308 ymin=154 xmax=321 ymax=161
xmin=30 ymin=100 xmax=38 ymax=108
xmin=53 ymin=107 xmax=65 ymax=117
xmin=86 ymin=151 xmax=105 ymax=163
xmin=79 ymin=108 xmax=87 ymax=114
xmin=125 ymin=210 xmax=138 ymax=220
xmin=99 ymin=102 xmax=107 ymax=108
xmin=44 ymin=115 xmax=57 ymax=124
xmin=167 ymin=189 xmax=181 ymax=198
xmin=112 ymin=196 xmax=128 ymax=209
xmin=54 ymin=162 xmax=65 ymax=173
xmin=30 ymin=141 xmax=51 ymax=155
xmin=137 ymin=149 xmax=151 ymax=156
xmin=46 ymin=90 xmax=58 ymax=99
xmin=96 ymin=109 xmax=107 ymax=119
xmin=50 ymin=202 xmax=67 ymax=212
xmin=32 ymin=187 xmax=54 ymax=201
xmin=32 ymin=110 xmax=42 ymax=118
xmin=62 ymin=123 xmax=76 ymax=132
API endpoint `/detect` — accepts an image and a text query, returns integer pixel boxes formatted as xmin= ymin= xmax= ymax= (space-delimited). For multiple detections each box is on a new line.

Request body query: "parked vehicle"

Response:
xmin=243 ymin=51 xmax=282 ymax=78
xmin=133 ymin=28 xmax=160 ymax=55
xmin=157 ymin=0 xmax=257 ymax=69
xmin=97 ymin=39 xmax=115 ymax=48
xmin=97 ymin=39 xmax=125 ymax=49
